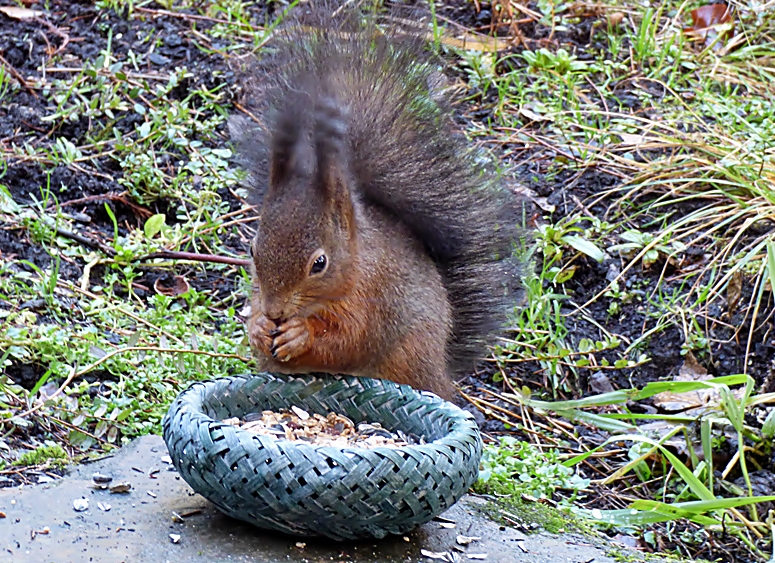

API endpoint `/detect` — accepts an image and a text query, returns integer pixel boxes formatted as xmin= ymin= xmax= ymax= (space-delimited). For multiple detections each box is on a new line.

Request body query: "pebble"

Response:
xmin=149 ymin=53 xmax=170 ymax=65
xmin=92 ymin=473 xmax=113 ymax=484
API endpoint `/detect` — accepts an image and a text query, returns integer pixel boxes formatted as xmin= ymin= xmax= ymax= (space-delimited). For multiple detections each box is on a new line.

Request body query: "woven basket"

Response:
xmin=162 ymin=373 xmax=482 ymax=540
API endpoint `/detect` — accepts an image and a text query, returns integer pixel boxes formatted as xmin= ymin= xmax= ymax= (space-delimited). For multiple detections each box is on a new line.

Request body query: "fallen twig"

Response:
xmin=55 ymin=226 xmax=117 ymax=257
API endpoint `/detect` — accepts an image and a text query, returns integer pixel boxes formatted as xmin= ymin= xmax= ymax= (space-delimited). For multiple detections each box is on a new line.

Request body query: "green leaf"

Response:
xmin=578 ymin=338 xmax=594 ymax=353
xmin=561 ymin=235 xmax=605 ymax=262
xmin=144 ymin=214 xmax=166 ymax=238
xmin=552 ymin=408 xmax=636 ymax=432
xmin=138 ymin=121 xmax=151 ymax=137
xmin=0 ymin=184 xmax=20 ymax=214
xmin=762 ymin=409 xmax=775 ymax=439
xmin=607 ymin=434 xmax=714 ymax=501
xmin=767 ymin=241 xmax=775 ymax=294
xmin=638 ymin=496 xmax=775 ymax=512
xmin=633 ymin=375 xmax=751 ymax=401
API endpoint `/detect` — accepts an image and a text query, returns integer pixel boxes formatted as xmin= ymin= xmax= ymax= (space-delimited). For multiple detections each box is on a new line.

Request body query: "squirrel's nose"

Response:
xmin=263 ymin=298 xmax=286 ymax=323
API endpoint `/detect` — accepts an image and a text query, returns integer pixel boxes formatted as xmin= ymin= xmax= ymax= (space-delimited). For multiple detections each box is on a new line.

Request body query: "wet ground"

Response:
xmin=0 ymin=434 xmax=648 ymax=563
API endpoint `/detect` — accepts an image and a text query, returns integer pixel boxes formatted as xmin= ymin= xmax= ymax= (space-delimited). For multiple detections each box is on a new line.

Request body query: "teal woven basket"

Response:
xmin=162 ymin=373 xmax=482 ymax=540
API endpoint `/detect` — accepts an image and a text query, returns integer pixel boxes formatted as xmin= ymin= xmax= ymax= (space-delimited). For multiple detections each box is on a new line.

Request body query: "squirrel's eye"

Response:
xmin=309 ymin=253 xmax=328 ymax=276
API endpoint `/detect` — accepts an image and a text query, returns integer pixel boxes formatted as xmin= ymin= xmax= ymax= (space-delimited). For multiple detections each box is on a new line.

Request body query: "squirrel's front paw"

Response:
xmin=271 ymin=317 xmax=312 ymax=362
xmin=248 ymin=314 xmax=277 ymax=357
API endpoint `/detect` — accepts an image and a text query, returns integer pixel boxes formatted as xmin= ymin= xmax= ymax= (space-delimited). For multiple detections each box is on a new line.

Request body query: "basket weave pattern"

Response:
xmin=162 ymin=373 xmax=482 ymax=540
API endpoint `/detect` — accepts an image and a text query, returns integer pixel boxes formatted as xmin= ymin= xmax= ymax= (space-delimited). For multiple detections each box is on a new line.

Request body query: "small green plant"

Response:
xmin=458 ymin=51 xmax=497 ymax=95
xmin=476 ymin=437 xmax=590 ymax=501
xmin=95 ymin=0 xmax=134 ymax=17
xmin=522 ymin=48 xmax=588 ymax=75
xmin=608 ymin=228 xmax=684 ymax=269
xmin=0 ymin=65 xmax=13 ymax=103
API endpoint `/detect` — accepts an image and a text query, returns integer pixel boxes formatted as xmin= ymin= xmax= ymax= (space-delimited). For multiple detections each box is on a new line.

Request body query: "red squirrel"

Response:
xmin=231 ymin=5 xmax=522 ymax=400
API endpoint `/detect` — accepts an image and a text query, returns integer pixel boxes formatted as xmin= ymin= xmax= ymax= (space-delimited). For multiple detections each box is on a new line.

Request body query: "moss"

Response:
xmin=477 ymin=498 xmax=699 ymax=563
xmin=478 ymin=496 xmax=587 ymax=535
xmin=13 ymin=444 xmax=68 ymax=467
xmin=608 ymin=548 xmax=706 ymax=563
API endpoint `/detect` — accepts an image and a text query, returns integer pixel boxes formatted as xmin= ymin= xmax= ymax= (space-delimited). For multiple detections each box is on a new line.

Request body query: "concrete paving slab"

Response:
xmin=0 ymin=435 xmax=629 ymax=563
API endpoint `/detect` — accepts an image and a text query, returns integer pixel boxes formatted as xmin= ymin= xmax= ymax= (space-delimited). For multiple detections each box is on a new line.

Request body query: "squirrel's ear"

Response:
xmin=318 ymin=160 xmax=356 ymax=236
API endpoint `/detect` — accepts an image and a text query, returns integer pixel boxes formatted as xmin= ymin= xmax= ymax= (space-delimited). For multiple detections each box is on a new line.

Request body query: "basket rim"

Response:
xmin=168 ymin=372 xmax=479 ymax=456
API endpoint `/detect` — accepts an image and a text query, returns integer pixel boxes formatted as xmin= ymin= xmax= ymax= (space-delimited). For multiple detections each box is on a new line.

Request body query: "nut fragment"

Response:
xmin=109 ymin=481 xmax=132 ymax=494
xmin=457 ymin=535 xmax=481 ymax=546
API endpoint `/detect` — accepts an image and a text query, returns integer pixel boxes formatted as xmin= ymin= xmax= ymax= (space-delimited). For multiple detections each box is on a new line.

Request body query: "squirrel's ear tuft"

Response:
xmin=269 ymin=118 xmax=299 ymax=187
xmin=269 ymin=102 xmax=314 ymax=188
xmin=314 ymin=99 xmax=355 ymax=235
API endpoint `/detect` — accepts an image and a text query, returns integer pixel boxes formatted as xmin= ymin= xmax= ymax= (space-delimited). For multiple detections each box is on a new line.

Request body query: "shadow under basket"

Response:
xmin=162 ymin=373 xmax=483 ymax=540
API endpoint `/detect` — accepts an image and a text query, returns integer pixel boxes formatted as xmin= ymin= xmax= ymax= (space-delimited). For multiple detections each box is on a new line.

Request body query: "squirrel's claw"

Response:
xmin=271 ymin=317 xmax=311 ymax=363
xmin=248 ymin=314 xmax=277 ymax=357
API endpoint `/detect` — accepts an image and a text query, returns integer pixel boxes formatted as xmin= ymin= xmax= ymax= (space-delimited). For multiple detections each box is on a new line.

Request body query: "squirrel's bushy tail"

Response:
xmin=232 ymin=2 xmax=525 ymax=378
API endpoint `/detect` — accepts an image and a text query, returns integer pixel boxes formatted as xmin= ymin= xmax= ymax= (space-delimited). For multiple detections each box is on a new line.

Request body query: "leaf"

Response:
xmin=89 ymin=345 xmax=107 ymax=359
xmin=562 ymin=235 xmax=605 ymax=262
xmin=634 ymin=374 xmax=750 ymax=401
xmin=115 ymin=407 xmax=134 ymax=422
xmin=762 ymin=409 xmax=775 ymax=439
xmin=144 ymin=213 xmax=166 ymax=238
xmin=420 ymin=550 xmax=450 ymax=560
xmin=552 ymin=408 xmax=636 ymax=433
xmin=767 ymin=241 xmax=775 ymax=292
xmin=579 ymin=504 xmax=718 ymax=527
xmin=154 ymin=275 xmax=190 ymax=297
xmin=519 ymin=106 xmax=554 ymax=122
xmin=69 ymin=430 xmax=95 ymax=450
xmin=651 ymin=352 xmax=713 ymax=412
xmin=618 ymin=132 xmax=648 ymax=146
xmin=685 ymin=4 xmax=734 ymax=51
xmin=94 ymin=420 xmax=109 ymax=438
xmin=0 ymin=185 xmax=20 ymax=214
xmin=726 ymin=271 xmax=743 ymax=316
xmin=690 ymin=4 xmax=732 ymax=29
xmin=610 ymin=434 xmax=715 ymax=501
xmin=0 ymin=6 xmax=44 ymax=19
